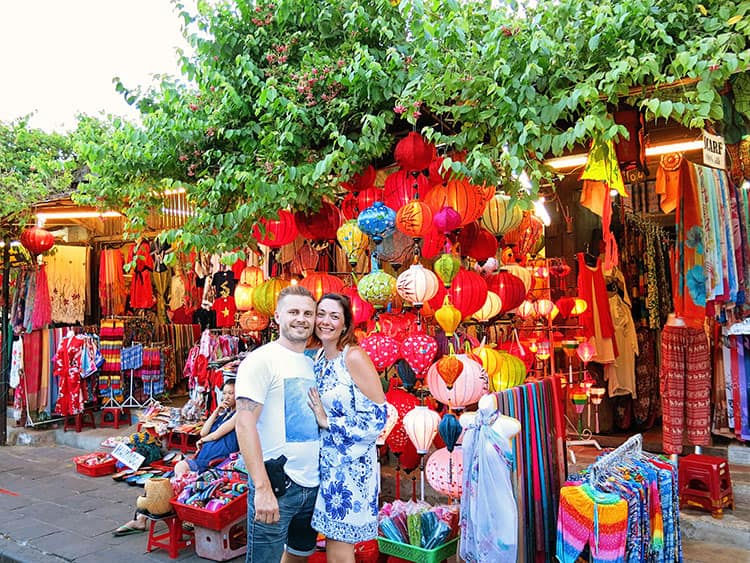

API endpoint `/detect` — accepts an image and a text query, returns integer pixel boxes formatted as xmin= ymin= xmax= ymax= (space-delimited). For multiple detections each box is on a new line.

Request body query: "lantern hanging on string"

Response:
xmin=589 ymin=387 xmax=606 ymax=434
xmin=357 ymin=186 xmax=384 ymax=212
xmin=556 ymin=297 xmax=576 ymax=319
xmin=571 ymin=298 xmax=588 ymax=316
xmin=400 ymin=333 xmax=438 ymax=377
xmin=435 ymin=354 xmax=464 ymax=389
xmin=429 ymin=268 xmax=488 ymax=320
xmin=234 ymin=283 xmax=255 ymax=311
xmin=342 ymin=285 xmax=374 ymax=326
xmin=377 ymin=402 xmax=399 ymax=446
xmin=425 ymin=446 xmax=464 ymax=499
xmin=472 ymin=291 xmax=503 ymax=323
xmin=396 ymin=263 xmax=440 ymax=309
xmin=396 ymin=200 xmax=434 ymax=239
xmin=424 ymin=178 xmax=487 ymax=226
xmin=534 ymin=298 xmax=557 ymax=320
xmin=516 ymin=299 xmax=537 ymax=320
xmin=299 ymin=272 xmax=345 ymax=301
xmin=481 ymin=193 xmax=524 ymax=237
xmin=394 ymin=131 xmax=434 ymax=172
xmin=434 ymin=296 xmax=462 ymax=336
xmin=438 ymin=413 xmax=462 ymax=452
xmin=358 ymin=267 xmax=397 ymax=310
xmin=384 ymin=169 xmax=430 ymax=211
xmin=239 ymin=309 xmax=270 ymax=332
xmin=361 ymin=332 xmax=401 ymax=371
xmin=577 ymin=341 xmax=595 ymax=366
xmin=252 ymin=277 xmax=291 ymax=316
xmin=349 ymin=164 xmax=377 ymax=191
xmin=428 ymin=155 xmax=451 ymax=186
xmin=337 ymin=220 xmax=369 ymax=265
xmin=432 ymin=206 xmax=462 ymax=234
xmin=433 ymin=253 xmax=461 ymax=289
xmin=357 ymin=201 xmax=397 ymax=244
xmin=20 ymin=227 xmax=55 ymax=255
xmin=472 ymin=344 xmax=502 ymax=383
xmin=240 ymin=265 xmax=265 ymax=288
xmin=403 ymin=405 xmax=440 ymax=502
xmin=486 ymin=271 xmax=527 ymax=314
xmin=253 ymin=210 xmax=298 ymax=248
xmin=491 ymin=351 xmax=527 ymax=391
xmin=294 ymin=201 xmax=341 ymax=242
xmin=570 ymin=384 xmax=589 ymax=435
xmin=463 ymin=227 xmax=498 ymax=263
xmin=377 ymin=229 xmax=413 ymax=268
xmin=341 ymin=193 xmax=359 ymax=220
xmin=427 ymin=354 xmax=488 ymax=409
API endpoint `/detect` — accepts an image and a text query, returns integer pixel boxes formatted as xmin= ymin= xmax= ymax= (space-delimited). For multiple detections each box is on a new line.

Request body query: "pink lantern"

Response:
xmin=577 ymin=341 xmax=595 ymax=365
xmin=401 ymin=333 xmax=438 ymax=376
xmin=426 ymin=354 xmax=488 ymax=409
xmin=403 ymin=406 xmax=440 ymax=454
xmin=361 ymin=333 xmax=401 ymax=371
xmin=425 ymin=446 xmax=464 ymax=499
xmin=433 ymin=206 xmax=462 ymax=234
xmin=377 ymin=402 xmax=399 ymax=446
xmin=534 ymin=298 xmax=555 ymax=318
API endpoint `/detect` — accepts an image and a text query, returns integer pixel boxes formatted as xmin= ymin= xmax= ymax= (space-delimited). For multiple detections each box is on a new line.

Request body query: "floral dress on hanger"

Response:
xmin=312 ymin=346 xmax=388 ymax=543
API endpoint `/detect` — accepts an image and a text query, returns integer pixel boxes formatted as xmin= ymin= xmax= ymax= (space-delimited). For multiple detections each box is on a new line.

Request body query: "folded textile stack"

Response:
xmin=175 ymin=470 xmax=247 ymax=512
xmin=378 ymin=501 xmax=459 ymax=550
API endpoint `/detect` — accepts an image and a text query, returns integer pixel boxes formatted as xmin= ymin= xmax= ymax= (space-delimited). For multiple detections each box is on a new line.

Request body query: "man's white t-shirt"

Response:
xmin=235 ymin=340 xmax=319 ymax=488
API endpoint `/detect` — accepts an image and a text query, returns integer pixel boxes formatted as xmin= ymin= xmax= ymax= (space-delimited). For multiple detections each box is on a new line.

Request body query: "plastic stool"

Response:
xmin=167 ymin=431 xmax=199 ymax=454
xmin=144 ymin=512 xmax=194 ymax=559
xmin=99 ymin=407 xmax=129 ymax=430
xmin=63 ymin=410 xmax=96 ymax=433
xmin=679 ymin=453 xmax=734 ymax=518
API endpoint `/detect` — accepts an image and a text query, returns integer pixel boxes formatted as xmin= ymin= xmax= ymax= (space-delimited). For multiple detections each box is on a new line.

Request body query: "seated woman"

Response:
xmin=113 ymin=381 xmax=238 ymax=536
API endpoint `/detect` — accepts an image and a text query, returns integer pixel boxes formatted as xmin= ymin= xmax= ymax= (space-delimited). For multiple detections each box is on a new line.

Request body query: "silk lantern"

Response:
xmin=396 ymin=358 xmax=418 ymax=390
xmin=425 ymin=447 xmax=464 ymax=499
xmin=472 ymin=291 xmax=503 ymax=323
xmin=434 ymin=296 xmax=462 ymax=336
xmin=357 ymin=187 xmax=384 ymax=212
xmin=252 ymin=277 xmax=290 ymax=316
xmin=377 ymin=402 xmax=399 ymax=446
xmin=429 ymin=268 xmax=488 ymax=320
xmin=433 ymin=253 xmax=461 ymax=288
xmin=401 ymin=333 xmax=438 ymax=376
xmin=396 ymin=200 xmax=434 ymax=239
xmin=253 ymin=210 xmax=298 ymax=248
xmin=342 ymin=286 xmax=374 ymax=326
xmin=294 ymin=201 xmax=341 ymax=241
xmin=376 ymin=311 xmax=415 ymax=342
xmin=428 ymin=155 xmax=450 ymax=186
xmin=240 ymin=265 xmax=265 ymax=288
xmin=502 ymin=212 xmax=544 ymax=258
xmin=337 ymin=220 xmax=369 ymax=265
xmin=486 ymin=271 xmax=527 ymax=314
xmin=503 ymin=263 xmax=533 ymax=293
xmin=361 ymin=332 xmax=401 ymax=371
xmin=349 ymin=165 xmax=376 ymax=191
xmin=385 ymin=381 xmax=420 ymax=455
xmin=472 ymin=344 xmax=503 ymax=382
xmin=427 ymin=354 xmax=488 ymax=409
xmin=20 ymin=227 xmax=55 ymax=255
xmin=239 ymin=309 xmax=270 ymax=332
xmin=420 ymin=226 xmax=445 ymax=259
xmin=436 ymin=354 xmax=463 ymax=389
xmin=577 ymin=341 xmax=595 ymax=365
xmin=571 ymin=298 xmax=588 ymax=316
xmin=384 ymin=169 xmax=430 ymax=211
xmin=534 ymin=298 xmax=556 ymax=319
xmin=358 ymin=202 xmax=396 ymax=244
xmin=491 ymin=352 xmax=527 ymax=391
xmin=481 ymin=193 xmax=524 ymax=237
xmin=516 ymin=299 xmax=537 ymax=320
xmin=424 ymin=178 xmax=487 ymax=226
xmin=432 ymin=206 xmax=462 ymax=234
xmin=378 ymin=229 xmax=412 ymax=268
xmin=299 ymin=272 xmax=345 ymax=301
xmin=341 ymin=193 xmax=358 ymax=220
xmin=438 ymin=413 xmax=463 ymax=452
xmin=403 ymin=406 xmax=440 ymax=455
xmin=394 ymin=131 xmax=434 ymax=172
xmin=358 ymin=269 xmax=397 ymax=309
xmin=234 ymin=283 xmax=255 ymax=311
xmin=464 ymin=227 xmax=498 ymax=262
xmin=396 ymin=263 xmax=439 ymax=308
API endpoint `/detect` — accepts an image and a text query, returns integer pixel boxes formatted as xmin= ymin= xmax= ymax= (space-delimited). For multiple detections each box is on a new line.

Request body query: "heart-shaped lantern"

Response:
xmin=401 ymin=333 xmax=438 ymax=376
xmin=360 ymin=332 xmax=401 ymax=371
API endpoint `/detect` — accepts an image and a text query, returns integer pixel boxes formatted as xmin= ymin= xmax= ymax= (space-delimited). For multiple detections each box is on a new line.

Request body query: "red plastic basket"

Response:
xmin=73 ymin=453 xmax=116 ymax=477
xmin=170 ymin=492 xmax=247 ymax=531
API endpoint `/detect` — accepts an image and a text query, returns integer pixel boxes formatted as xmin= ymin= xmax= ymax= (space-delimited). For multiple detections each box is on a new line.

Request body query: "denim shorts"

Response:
xmin=245 ymin=478 xmax=318 ymax=562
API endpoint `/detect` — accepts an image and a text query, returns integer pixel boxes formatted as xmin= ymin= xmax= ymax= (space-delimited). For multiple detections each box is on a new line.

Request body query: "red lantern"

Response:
xmin=342 ymin=286 xmax=375 ymax=326
xmin=401 ymin=333 xmax=438 ymax=376
xmin=394 ymin=132 xmax=434 ymax=172
xmin=556 ymin=296 xmax=576 ymax=319
xmin=361 ymin=333 xmax=401 ymax=371
xmin=428 ymin=156 xmax=451 ymax=186
xmin=374 ymin=312 xmax=416 ymax=342
xmin=298 ymin=272 xmax=345 ymax=301
xmin=423 ymin=178 xmax=486 ymax=226
xmin=502 ymin=212 xmax=544 ymax=257
xmin=20 ymin=227 xmax=54 ymax=255
xmin=350 ymin=165 xmax=376 ymax=191
xmin=486 ymin=271 xmax=527 ymax=314
xmin=294 ymin=201 xmax=341 ymax=241
xmin=385 ymin=380 xmax=420 ymax=455
xmin=420 ymin=226 xmax=445 ymax=259
xmin=396 ymin=200 xmax=434 ymax=239
xmin=253 ymin=210 xmax=298 ymax=248
xmin=384 ymin=170 xmax=430 ymax=211
xmin=429 ymin=268 xmax=488 ymax=319
xmin=458 ymin=222 xmax=497 ymax=262
xmin=357 ymin=187 xmax=383 ymax=212
xmin=341 ymin=193 xmax=359 ymax=220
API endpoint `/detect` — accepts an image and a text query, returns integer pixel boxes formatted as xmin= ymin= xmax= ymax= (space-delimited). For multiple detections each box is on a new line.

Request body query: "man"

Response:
xmin=235 ymin=285 xmax=320 ymax=562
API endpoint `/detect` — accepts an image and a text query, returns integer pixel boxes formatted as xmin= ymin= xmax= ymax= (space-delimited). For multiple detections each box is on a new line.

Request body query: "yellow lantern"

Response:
xmin=472 ymin=291 xmax=503 ymax=323
xmin=472 ymin=344 xmax=502 ymax=381
xmin=435 ymin=296 xmax=462 ymax=336
xmin=571 ymin=297 xmax=588 ymax=316
xmin=252 ymin=278 xmax=290 ymax=316
xmin=490 ymin=352 xmax=527 ymax=391
xmin=337 ymin=220 xmax=370 ymax=265
xmin=240 ymin=265 xmax=265 ymax=288
xmin=234 ymin=283 xmax=255 ymax=311
xmin=481 ymin=193 xmax=524 ymax=237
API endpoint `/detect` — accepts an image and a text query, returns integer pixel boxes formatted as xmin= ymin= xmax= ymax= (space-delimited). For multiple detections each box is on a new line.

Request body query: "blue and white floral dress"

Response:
xmin=311 ymin=346 xmax=388 ymax=543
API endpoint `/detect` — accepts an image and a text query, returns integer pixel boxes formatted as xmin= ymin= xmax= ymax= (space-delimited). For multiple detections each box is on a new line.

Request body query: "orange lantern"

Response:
xmin=239 ymin=309 xmax=270 ymax=332
xmin=298 ymin=272 xmax=345 ymax=301
xmin=240 ymin=265 xmax=265 ymax=288
xmin=435 ymin=355 xmax=463 ymax=388
xmin=234 ymin=283 xmax=255 ymax=311
xmin=396 ymin=200 xmax=434 ymax=239
xmin=253 ymin=210 xmax=298 ymax=248
xmin=423 ymin=178 xmax=487 ymax=226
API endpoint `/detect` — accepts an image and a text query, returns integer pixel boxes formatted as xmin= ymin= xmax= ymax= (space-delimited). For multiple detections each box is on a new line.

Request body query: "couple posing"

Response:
xmin=235 ymin=285 xmax=388 ymax=563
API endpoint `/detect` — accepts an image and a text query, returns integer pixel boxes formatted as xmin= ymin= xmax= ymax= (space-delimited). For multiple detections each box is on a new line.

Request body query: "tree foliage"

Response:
xmin=70 ymin=0 xmax=750 ymax=253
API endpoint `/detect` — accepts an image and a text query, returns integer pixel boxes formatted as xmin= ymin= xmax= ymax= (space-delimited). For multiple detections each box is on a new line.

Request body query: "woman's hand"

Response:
xmin=307 ymin=387 xmax=329 ymax=429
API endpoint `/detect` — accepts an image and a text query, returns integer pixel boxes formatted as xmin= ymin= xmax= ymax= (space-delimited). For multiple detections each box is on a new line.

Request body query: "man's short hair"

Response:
xmin=277 ymin=285 xmax=314 ymax=308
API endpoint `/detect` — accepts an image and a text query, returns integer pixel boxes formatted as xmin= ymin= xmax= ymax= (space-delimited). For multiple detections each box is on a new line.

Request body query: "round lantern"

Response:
xmin=460 ymin=225 xmax=498 ymax=262
xmin=433 ymin=253 xmax=461 ymax=288
xmin=396 ymin=263 xmax=440 ymax=308
xmin=240 ymin=265 xmax=265 ymax=288
xmin=400 ymin=333 xmax=438 ymax=376
xmin=516 ymin=299 xmax=537 ymax=320
xmin=396 ymin=200 xmax=434 ymax=239
xmin=428 ymin=156 xmax=451 ymax=186
xmin=357 ymin=201 xmax=396 ymax=244
xmin=420 ymin=226 xmax=445 ymax=260
xmin=349 ymin=165 xmax=377 ymax=192
xmin=375 ymin=311 xmax=415 ymax=342
xmin=239 ymin=309 xmax=270 ymax=332
xmin=434 ymin=296 xmax=462 ymax=336
xmin=253 ymin=210 xmax=298 ymax=248
xmin=234 ymin=283 xmax=255 ymax=311
xmin=432 ymin=206 xmax=462 ymax=234
xmin=577 ymin=341 xmax=595 ymax=365
xmin=534 ymin=298 xmax=556 ymax=319
xmin=357 ymin=187 xmax=384 ymax=212
xmin=299 ymin=272 xmax=345 ymax=301
xmin=294 ymin=201 xmax=341 ymax=241
xmin=571 ymin=298 xmax=588 ymax=316
xmin=435 ymin=354 xmax=464 ymax=388
xmin=490 ymin=352 xmax=527 ymax=391
xmin=403 ymin=405 xmax=440 ymax=454
xmin=385 ymin=382 xmax=421 ymax=455
xmin=472 ymin=291 xmax=503 ymax=323
xmin=377 ymin=402 xmax=399 ymax=446
xmin=361 ymin=333 xmax=401 ymax=371
xmin=342 ymin=286 xmax=374 ymax=326
xmin=502 ymin=213 xmax=544 ymax=258
xmin=20 ymin=227 xmax=54 ymax=255
xmin=384 ymin=169 xmax=430 ymax=211
xmin=394 ymin=131 xmax=434 ymax=172
xmin=486 ymin=271 xmax=527 ymax=314
xmin=424 ymin=178 xmax=487 ymax=226
xmin=252 ymin=277 xmax=290 ymax=316
xmin=341 ymin=193 xmax=359 ymax=220
xmin=427 ymin=354 xmax=488 ymax=408
xmin=481 ymin=193 xmax=524 ymax=237
xmin=429 ymin=268 xmax=488 ymax=320
xmin=337 ymin=220 xmax=370 ymax=265
xmin=472 ymin=345 xmax=503 ymax=381
xmin=358 ymin=269 xmax=397 ymax=309
xmin=438 ymin=413 xmax=463 ymax=452
xmin=425 ymin=447 xmax=464 ymax=499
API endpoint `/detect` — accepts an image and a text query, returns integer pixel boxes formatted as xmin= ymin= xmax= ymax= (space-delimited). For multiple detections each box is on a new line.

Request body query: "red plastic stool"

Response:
xmin=167 ymin=431 xmax=199 ymax=454
xmin=63 ymin=410 xmax=96 ymax=433
xmin=144 ymin=512 xmax=194 ymax=559
xmin=679 ymin=453 xmax=734 ymax=518
xmin=99 ymin=407 xmax=129 ymax=430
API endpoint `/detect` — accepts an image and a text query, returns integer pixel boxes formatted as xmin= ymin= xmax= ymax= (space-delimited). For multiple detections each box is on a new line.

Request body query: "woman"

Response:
xmin=308 ymin=293 xmax=387 ymax=563
xmin=113 ymin=381 xmax=238 ymax=536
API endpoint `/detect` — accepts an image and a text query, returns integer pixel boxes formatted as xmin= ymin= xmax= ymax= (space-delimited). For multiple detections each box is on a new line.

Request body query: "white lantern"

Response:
xmin=396 ymin=263 xmax=440 ymax=308
xmin=402 ymin=405 xmax=440 ymax=454
xmin=376 ymin=402 xmax=399 ymax=446
xmin=472 ymin=291 xmax=503 ymax=322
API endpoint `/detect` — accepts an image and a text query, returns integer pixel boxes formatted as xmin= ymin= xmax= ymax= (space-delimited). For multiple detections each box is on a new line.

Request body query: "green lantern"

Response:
xmin=433 ymin=253 xmax=461 ymax=288
xmin=358 ymin=269 xmax=397 ymax=309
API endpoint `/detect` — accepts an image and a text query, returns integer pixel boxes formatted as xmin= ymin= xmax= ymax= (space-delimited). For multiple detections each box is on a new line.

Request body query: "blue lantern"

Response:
xmin=358 ymin=201 xmax=396 ymax=244
xmin=438 ymin=413 xmax=463 ymax=452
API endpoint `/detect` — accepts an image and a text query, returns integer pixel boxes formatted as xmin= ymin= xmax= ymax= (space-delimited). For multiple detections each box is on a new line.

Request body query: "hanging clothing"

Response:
xmin=311 ymin=346 xmax=388 ymax=544
xmin=633 ymin=328 xmax=660 ymax=430
xmin=655 ymin=153 xmax=682 ymax=214
xmin=10 ymin=337 xmax=24 ymax=389
xmin=604 ymin=292 xmax=639 ymax=398
xmin=99 ymin=249 xmax=127 ymax=317
xmin=660 ymin=325 xmax=712 ymax=455
xmin=152 ymin=269 xmax=171 ymax=323
xmin=31 ymin=265 xmax=52 ymax=330
xmin=577 ymin=253 xmax=617 ymax=363
xmin=53 ymin=334 xmax=88 ymax=416
xmin=44 ymin=246 xmax=88 ymax=324
xmin=128 ymin=241 xmax=155 ymax=309
xmin=460 ymin=410 xmax=519 ymax=563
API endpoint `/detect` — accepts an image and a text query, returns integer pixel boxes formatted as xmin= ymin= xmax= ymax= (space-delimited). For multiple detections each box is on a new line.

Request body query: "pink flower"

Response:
xmin=412 ymin=110 xmax=422 ymax=119
xmin=394 ymin=105 xmax=407 ymax=114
